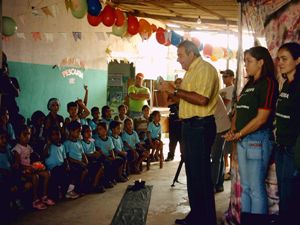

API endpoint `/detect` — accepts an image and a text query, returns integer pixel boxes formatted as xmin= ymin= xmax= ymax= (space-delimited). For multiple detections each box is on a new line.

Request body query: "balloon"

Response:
xmin=199 ymin=43 xmax=204 ymax=51
xmin=71 ymin=0 xmax=87 ymax=19
xmin=191 ymin=37 xmax=201 ymax=49
xmin=203 ymin=44 xmax=213 ymax=57
xmin=212 ymin=47 xmax=224 ymax=59
xmin=114 ymin=9 xmax=126 ymax=26
xmin=164 ymin=40 xmax=171 ymax=46
xmin=87 ymin=0 xmax=102 ymax=16
xmin=87 ymin=13 xmax=102 ymax=26
xmin=171 ymin=30 xmax=183 ymax=46
xmin=222 ymin=47 xmax=228 ymax=58
xmin=210 ymin=55 xmax=218 ymax=62
xmin=102 ymin=5 xmax=115 ymax=27
xmin=156 ymin=27 xmax=166 ymax=45
xmin=138 ymin=19 xmax=152 ymax=40
xmin=112 ymin=21 xmax=128 ymax=37
xmin=2 ymin=16 xmax=17 ymax=36
xmin=151 ymin=24 xmax=157 ymax=32
xmin=127 ymin=15 xmax=139 ymax=35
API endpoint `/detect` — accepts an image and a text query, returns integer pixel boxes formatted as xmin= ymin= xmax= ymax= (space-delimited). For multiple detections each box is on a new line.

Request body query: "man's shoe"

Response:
xmin=175 ymin=218 xmax=188 ymax=225
xmin=165 ymin=157 xmax=174 ymax=162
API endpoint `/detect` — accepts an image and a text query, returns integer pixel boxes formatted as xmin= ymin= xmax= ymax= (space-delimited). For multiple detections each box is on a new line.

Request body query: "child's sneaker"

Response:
xmin=42 ymin=196 xmax=55 ymax=206
xmin=65 ymin=190 xmax=79 ymax=199
xmin=32 ymin=199 xmax=47 ymax=210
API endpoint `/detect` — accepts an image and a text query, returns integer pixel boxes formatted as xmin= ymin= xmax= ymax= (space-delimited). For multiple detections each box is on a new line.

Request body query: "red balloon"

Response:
xmin=87 ymin=13 xmax=102 ymax=26
xmin=127 ymin=15 xmax=139 ymax=35
xmin=114 ymin=9 xmax=126 ymax=26
xmin=102 ymin=4 xmax=115 ymax=27
xmin=156 ymin=27 xmax=166 ymax=45
xmin=203 ymin=44 xmax=213 ymax=57
xmin=151 ymin=24 xmax=157 ymax=32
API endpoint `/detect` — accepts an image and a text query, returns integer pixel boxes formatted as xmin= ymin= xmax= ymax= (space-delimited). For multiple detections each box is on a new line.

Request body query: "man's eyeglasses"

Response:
xmin=222 ymin=75 xmax=231 ymax=78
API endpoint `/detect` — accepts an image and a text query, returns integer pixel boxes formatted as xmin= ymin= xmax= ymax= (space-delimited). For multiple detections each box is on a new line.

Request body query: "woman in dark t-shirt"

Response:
xmin=224 ymin=46 xmax=278 ymax=223
xmin=275 ymin=42 xmax=300 ymax=225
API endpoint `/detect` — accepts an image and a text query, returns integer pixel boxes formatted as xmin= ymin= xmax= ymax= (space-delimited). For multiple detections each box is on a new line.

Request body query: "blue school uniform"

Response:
xmin=81 ymin=139 xmax=97 ymax=154
xmin=88 ymin=120 xmax=98 ymax=132
xmin=94 ymin=136 xmax=114 ymax=157
xmin=147 ymin=121 xmax=161 ymax=139
xmin=63 ymin=139 xmax=84 ymax=161
xmin=45 ymin=144 xmax=67 ymax=170
xmin=111 ymin=135 xmax=124 ymax=152
xmin=121 ymin=130 xmax=140 ymax=151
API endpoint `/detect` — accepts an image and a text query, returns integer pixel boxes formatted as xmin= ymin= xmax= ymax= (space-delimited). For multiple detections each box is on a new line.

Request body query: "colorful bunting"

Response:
xmin=44 ymin=33 xmax=54 ymax=42
xmin=32 ymin=32 xmax=42 ymax=41
xmin=42 ymin=6 xmax=54 ymax=17
xmin=16 ymin=33 xmax=26 ymax=39
xmin=72 ymin=32 xmax=82 ymax=41
xmin=95 ymin=32 xmax=107 ymax=41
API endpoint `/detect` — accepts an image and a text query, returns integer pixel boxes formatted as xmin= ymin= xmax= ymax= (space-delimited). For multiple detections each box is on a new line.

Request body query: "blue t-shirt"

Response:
xmin=64 ymin=139 xmax=84 ymax=161
xmin=111 ymin=135 xmax=124 ymax=152
xmin=81 ymin=139 xmax=97 ymax=155
xmin=4 ymin=123 xmax=16 ymax=142
xmin=121 ymin=130 xmax=140 ymax=151
xmin=88 ymin=120 xmax=98 ymax=131
xmin=0 ymin=148 xmax=12 ymax=171
xmin=45 ymin=144 xmax=66 ymax=170
xmin=94 ymin=136 xmax=114 ymax=157
xmin=147 ymin=121 xmax=161 ymax=139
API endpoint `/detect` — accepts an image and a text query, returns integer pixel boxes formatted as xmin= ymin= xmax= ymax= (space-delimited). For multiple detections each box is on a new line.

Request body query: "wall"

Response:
xmin=1 ymin=0 xmax=160 ymax=120
xmin=8 ymin=61 xmax=107 ymax=119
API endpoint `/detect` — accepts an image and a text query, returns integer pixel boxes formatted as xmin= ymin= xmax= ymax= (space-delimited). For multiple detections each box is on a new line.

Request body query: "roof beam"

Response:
xmin=129 ymin=11 xmax=237 ymax=26
xmin=182 ymin=0 xmax=226 ymax=20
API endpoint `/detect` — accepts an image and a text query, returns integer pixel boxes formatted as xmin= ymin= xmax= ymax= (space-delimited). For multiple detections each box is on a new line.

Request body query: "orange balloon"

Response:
xmin=139 ymin=19 xmax=152 ymax=40
xmin=151 ymin=24 xmax=157 ymax=32
xmin=210 ymin=55 xmax=218 ymax=61
xmin=114 ymin=9 xmax=126 ymax=26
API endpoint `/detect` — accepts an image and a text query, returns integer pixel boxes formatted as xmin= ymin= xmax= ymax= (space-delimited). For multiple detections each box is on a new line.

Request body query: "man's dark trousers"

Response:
xmin=182 ymin=116 xmax=217 ymax=225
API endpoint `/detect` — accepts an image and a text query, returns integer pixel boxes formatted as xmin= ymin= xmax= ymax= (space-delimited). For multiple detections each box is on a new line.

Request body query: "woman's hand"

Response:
xmin=223 ymin=130 xmax=243 ymax=141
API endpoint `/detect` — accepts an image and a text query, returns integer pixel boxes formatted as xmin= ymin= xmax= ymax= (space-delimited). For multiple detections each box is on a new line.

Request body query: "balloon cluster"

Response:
xmin=2 ymin=16 xmax=18 ymax=36
xmin=69 ymin=1 xmax=237 ymax=60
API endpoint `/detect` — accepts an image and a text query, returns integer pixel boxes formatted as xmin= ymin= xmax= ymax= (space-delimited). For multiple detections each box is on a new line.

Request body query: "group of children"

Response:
xmin=0 ymin=94 xmax=164 ymax=220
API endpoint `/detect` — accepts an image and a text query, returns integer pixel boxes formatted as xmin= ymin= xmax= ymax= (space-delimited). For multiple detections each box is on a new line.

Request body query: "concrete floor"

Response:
xmin=10 ymin=140 xmax=231 ymax=225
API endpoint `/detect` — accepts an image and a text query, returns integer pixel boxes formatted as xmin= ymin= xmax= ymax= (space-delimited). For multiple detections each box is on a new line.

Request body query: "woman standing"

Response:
xmin=224 ymin=46 xmax=278 ymax=225
xmin=275 ymin=42 xmax=300 ymax=225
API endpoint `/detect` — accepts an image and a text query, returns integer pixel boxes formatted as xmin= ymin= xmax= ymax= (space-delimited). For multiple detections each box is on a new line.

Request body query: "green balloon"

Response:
xmin=112 ymin=22 xmax=128 ymax=37
xmin=71 ymin=0 xmax=87 ymax=19
xmin=2 ymin=16 xmax=17 ymax=36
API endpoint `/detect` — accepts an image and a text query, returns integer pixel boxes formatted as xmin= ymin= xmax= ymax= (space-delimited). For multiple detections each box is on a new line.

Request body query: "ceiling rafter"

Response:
xmin=181 ymin=0 xmax=226 ymax=20
xmin=146 ymin=1 xmax=183 ymax=17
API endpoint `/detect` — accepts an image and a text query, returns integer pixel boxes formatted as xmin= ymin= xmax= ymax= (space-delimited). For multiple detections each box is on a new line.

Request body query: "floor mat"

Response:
xmin=110 ymin=185 xmax=153 ymax=225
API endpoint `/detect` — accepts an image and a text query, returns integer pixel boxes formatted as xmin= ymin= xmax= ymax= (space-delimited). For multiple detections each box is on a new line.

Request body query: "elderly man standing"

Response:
xmin=160 ymin=40 xmax=219 ymax=225
xmin=128 ymin=73 xmax=150 ymax=119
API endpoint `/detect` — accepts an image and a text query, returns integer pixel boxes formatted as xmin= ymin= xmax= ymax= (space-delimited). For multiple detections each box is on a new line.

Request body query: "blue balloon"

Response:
xmin=171 ymin=30 xmax=183 ymax=46
xmin=199 ymin=43 xmax=204 ymax=51
xmin=88 ymin=0 xmax=102 ymax=16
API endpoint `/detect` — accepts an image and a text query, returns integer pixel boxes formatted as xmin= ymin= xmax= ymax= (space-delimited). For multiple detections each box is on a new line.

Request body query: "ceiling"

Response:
xmin=110 ymin=0 xmax=240 ymax=32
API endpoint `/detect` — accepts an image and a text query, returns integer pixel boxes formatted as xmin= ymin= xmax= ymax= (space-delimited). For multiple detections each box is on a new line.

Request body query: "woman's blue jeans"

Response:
xmin=237 ymin=129 xmax=272 ymax=214
xmin=275 ymin=144 xmax=297 ymax=216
